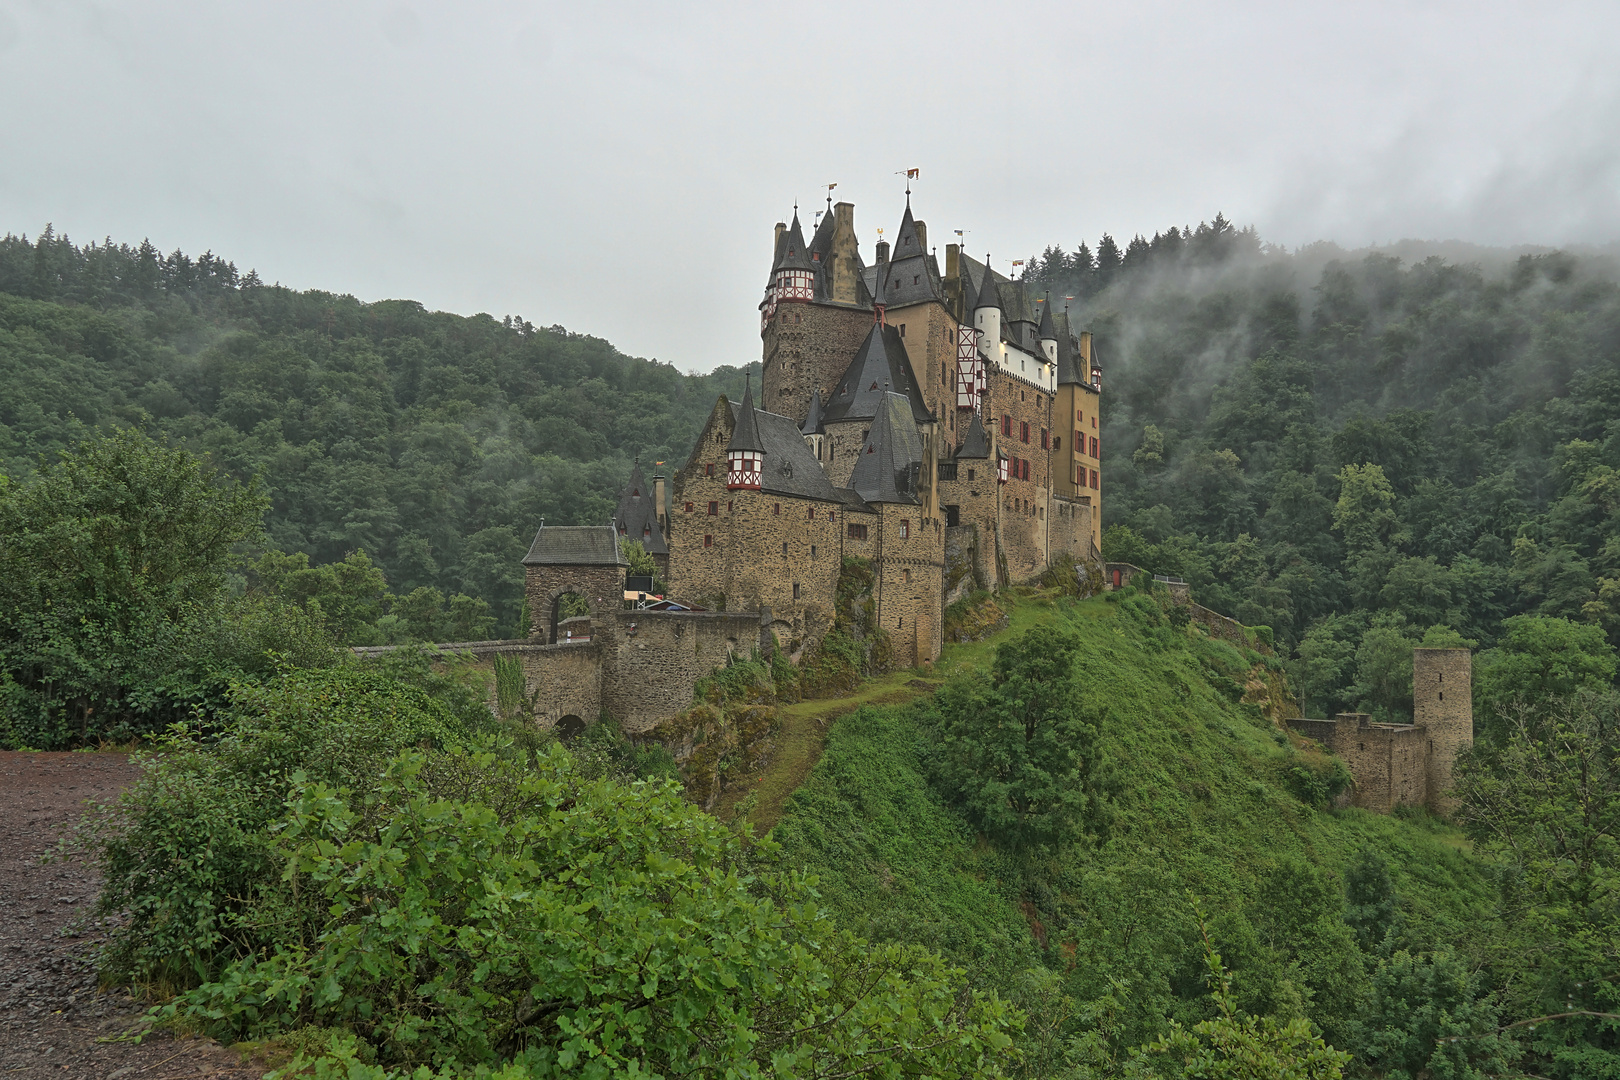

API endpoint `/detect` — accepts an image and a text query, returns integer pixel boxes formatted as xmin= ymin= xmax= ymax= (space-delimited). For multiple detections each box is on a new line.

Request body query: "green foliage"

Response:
xmin=0 ymin=237 xmax=752 ymax=637
xmin=774 ymin=592 xmax=1494 ymax=1070
xmin=1125 ymin=919 xmax=1351 ymax=1080
xmin=93 ymin=660 xmax=487 ymax=988
xmin=1340 ymin=948 xmax=1513 ymax=1080
xmin=160 ymin=738 xmax=1018 ymax=1077
xmin=1474 ymin=615 xmax=1617 ymax=730
xmin=0 ymin=427 xmax=282 ymax=747
xmin=933 ymin=626 xmax=1110 ymax=848
xmin=1342 ymin=848 xmax=1399 ymax=953
xmin=1454 ymin=690 xmax=1620 ymax=1080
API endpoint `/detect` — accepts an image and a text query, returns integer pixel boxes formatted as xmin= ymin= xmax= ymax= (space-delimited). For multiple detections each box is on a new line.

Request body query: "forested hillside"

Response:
xmin=0 ymin=228 xmax=749 ymax=637
xmin=1022 ymin=221 xmax=1620 ymax=719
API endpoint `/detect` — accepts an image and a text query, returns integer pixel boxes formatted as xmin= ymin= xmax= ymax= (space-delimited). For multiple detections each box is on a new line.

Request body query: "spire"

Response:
xmin=801 ymin=387 xmax=825 ymax=435
xmin=772 ymin=213 xmax=813 ymax=272
xmin=727 ymin=375 xmax=767 ymax=452
xmin=894 ymin=203 xmax=922 ymax=260
xmin=973 ymin=263 xmax=1002 ymax=312
xmin=1038 ymin=294 xmax=1057 ymax=340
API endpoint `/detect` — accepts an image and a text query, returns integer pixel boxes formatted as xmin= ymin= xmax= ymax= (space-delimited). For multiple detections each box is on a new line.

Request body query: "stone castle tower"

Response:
xmin=1414 ymin=648 xmax=1473 ymax=815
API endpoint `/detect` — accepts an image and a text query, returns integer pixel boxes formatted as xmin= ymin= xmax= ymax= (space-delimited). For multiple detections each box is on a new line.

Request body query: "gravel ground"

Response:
xmin=0 ymin=751 xmax=262 ymax=1079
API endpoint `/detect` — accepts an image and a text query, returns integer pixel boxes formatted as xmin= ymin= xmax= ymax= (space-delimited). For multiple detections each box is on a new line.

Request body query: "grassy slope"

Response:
xmin=764 ymin=587 xmax=1493 ymax=1051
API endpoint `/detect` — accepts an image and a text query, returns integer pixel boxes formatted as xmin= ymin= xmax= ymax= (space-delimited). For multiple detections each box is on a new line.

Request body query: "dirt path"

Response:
xmin=0 ymin=751 xmax=260 ymax=1079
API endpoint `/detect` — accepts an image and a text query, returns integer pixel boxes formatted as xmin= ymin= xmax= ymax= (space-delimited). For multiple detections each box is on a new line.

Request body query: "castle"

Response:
xmin=578 ymin=194 xmax=1105 ymax=666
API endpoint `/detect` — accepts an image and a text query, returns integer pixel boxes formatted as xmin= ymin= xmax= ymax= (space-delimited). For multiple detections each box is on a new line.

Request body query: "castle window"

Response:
xmin=903 ymin=568 xmax=911 ymax=584
xmin=899 ymin=519 xmax=910 ymax=538
xmin=1037 ymin=395 xmax=1042 ymax=407
xmin=705 ymin=463 xmax=714 ymax=476
xmin=704 ymin=534 xmax=713 ymax=547
xmin=728 ymin=501 xmax=733 ymax=512
xmin=967 ymin=468 xmax=975 ymax=481
xmin=811 ymin=544 xmax=817 ymax=557
xmin=808 ymin=506 xmax=815 ymax=521
xmin=1041 ymin=427 xmax=1049 ymax=449
xmin=899 ymin=324 xmax=906 ymax=338
xmin=685 ymin=502 xmax=693 ymax=512
xmin=1091 ymin=436 xmax=1099 ymax=457
xmin=1090 ymin=469 xmax=1099 ymax=489
xmin=1021 ymin=421 xmax=1029 ymax=443
xmin=708 ymin=501 xmax=718 ymax=515
xmin=1075 ymin=429 xmax=1082 ymax=449
xmin=783 ymin=541 xmax=788 ymax=556
xmin=773 ymin=503 xmax=780 ymax=515
xmin=793 ymin=583 xmax=801 ymax=599
xmin=1002 ymin=415 xmax=1011 ymax=436
xmin=1092 ymin=415 xmax=1097 ymax=428
xmin=1053 ymin=436 xmax=1061 ymax=450
xmin=848 ymin=523 xmax=868 ymax=540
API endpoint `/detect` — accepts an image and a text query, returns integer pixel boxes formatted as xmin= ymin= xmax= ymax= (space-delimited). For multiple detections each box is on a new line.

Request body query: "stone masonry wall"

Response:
xmin=939 ymin=460 xmax=1001 ymax=585
xmin=982 ymin=366 xmax=1056 ymax=580
xmin=887 ymin=300 xmax=959 ymax=429
xmin=1049 ymin=496 xmax=1095 ymax=563
xmin=761 ymin=301 xmax=874 ymax=426
xmin=1321 ymin=714 xmax=1428 ymax=812
xmin=1414 ymin=648 xmax=1473 ymax=814
xmin=668 ymin=399 xmax=842 ymax=645
xmin=524 ymin=564 xmax=624 ymax=643
xmin=871 ymin=502 xmax=946 ymax=666
xmin=603 ymin=610 xmax=767 ymax=734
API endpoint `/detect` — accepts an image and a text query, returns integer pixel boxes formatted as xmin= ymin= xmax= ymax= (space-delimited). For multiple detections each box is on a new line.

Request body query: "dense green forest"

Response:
xmin=0 ymin=227 xmax=749 ymax=639
xmin=1022 ymin=220 xmax=1620 ymax=720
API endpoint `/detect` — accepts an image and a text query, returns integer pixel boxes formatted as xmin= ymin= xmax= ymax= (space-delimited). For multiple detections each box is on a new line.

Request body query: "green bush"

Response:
xmin=94 ymin=660 xmax=484 ymax=988
xmin=165 ymin=739 xmax=1020 ymax=1077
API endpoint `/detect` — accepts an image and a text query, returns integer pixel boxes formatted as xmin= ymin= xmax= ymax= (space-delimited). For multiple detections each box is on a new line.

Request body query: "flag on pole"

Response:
xmin=906 ymin=168 xmax=919 ymax=179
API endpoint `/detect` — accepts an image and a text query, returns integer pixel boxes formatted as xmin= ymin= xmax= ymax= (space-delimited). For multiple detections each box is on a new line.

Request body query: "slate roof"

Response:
xmin=523 ymin=525 xmax=628 ymax=567
xmin=801 ymin=387 xmax=825 ymax=435
xmin=1053 ymin=310 xmax=1083 ymax=386
xmin=725 ymin=400 xmax=841 ymax=502
xmin=727 ymin=378 xmax=767 ymax=452
xmin=772 ymin=214 xmax=813 ymax=272
xmin=820 ymin=323 xmax=932 ymax=426
xmin=847 ymin=391 xmax=923 ymax=505
xmin=1038 ymin=297 xmax=1057 ymax=340
xmin=970 ymin=258 xmax=1002 ymax=311
xmin=613 ymin=465 xmax=667 ymax=555
xmin=957 ymin=411 xmax=992 ymax=458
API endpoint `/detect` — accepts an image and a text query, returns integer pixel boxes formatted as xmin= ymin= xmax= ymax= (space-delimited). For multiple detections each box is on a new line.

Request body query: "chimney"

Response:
xmin=875 ymin=239 xmax=890 ymax=264
xmin=1079 ymin=330 xmax=1092 ymax=367
xmin=830 ymin=201 xmax=859 ymax=305
xmin=914 ymin=221 xmax=927 ymax=253
xmin=773 ymin=221 xmax=786 ymax=262
xmin=653 ymin=472 xmax=667 ymax=530
xmin=945 ymin=243 xmax=959 ymax=278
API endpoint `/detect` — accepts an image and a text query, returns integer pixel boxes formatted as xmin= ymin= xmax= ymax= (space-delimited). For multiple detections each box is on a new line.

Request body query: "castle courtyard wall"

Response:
xmin=603 ymin=610 xmax=767 ymax=734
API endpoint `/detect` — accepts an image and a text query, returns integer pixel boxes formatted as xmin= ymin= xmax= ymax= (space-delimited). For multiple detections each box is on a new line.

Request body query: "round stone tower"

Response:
xmin=1413 ymin=647 xmax=1472 ymax=815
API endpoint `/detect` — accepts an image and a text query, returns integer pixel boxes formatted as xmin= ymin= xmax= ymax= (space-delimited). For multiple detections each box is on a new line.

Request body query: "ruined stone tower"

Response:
xmin=1413 ymin=647 xmax=1473 ymax=815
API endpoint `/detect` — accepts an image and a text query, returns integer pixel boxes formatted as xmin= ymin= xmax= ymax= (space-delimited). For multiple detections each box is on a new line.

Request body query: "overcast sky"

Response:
xmin=2 ymin=0 xmax=1617 ymax=372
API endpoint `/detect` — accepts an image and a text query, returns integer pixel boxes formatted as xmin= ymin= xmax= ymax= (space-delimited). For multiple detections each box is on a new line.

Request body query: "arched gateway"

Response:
xmin=521 ymin=524 xmax=627 ymax=644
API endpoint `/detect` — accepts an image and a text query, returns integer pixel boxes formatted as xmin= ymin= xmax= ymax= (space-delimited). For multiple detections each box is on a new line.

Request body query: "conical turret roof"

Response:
xmin=1038 ymin=296 xmax=1057 ymax=340
xmin=972 ymin=263 xmax=1003 ymax=311
xmin=772 ymin=213 xmax=813 ymax=272
xmin=893 ymin=204 xmax=923 ymax=260
xmin=727 ymin=377 xmax=767 ymax=453
xmin=801 ymin=387 xmax=825 ymax=435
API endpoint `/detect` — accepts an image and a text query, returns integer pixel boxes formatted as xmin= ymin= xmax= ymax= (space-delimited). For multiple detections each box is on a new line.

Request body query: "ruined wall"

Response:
xmin=761 ymin=301 xmax=873 ymax=425
xmin=603 ymin=610 xmax=767 ymax=734
xmin=1321 ymin=714 xmax=1428 ymax=812
xmin=524 ymin=565 xmax=624 ymax=643
xmin=1414 ymin=648 xmax=1473 ymax=814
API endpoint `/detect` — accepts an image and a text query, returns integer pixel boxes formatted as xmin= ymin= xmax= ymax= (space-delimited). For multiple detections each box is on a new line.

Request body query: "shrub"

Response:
xmin=165 ymin=740 xmax=1021 ymax=1077
xmin=93 ymin=661 xmax=484 ymax=988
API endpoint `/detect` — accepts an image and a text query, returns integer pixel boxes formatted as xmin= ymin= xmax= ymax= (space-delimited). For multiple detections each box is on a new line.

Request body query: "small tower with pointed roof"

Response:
xmin=727 ymin=378 xmax=767 ymax=490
